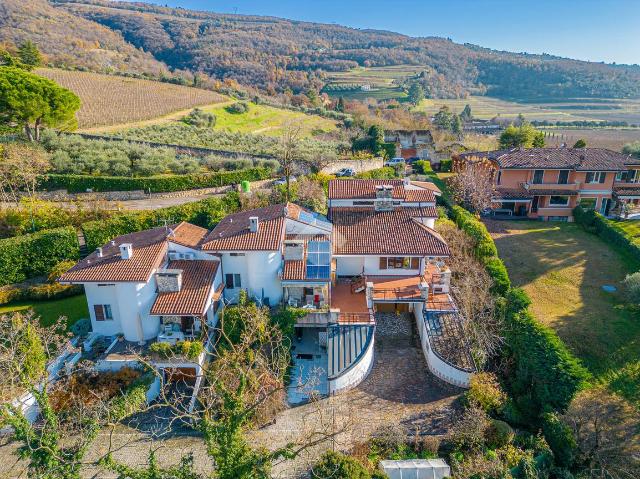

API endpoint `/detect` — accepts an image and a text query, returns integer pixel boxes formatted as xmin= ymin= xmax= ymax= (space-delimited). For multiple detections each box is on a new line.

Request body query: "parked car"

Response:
xmin=335 ymin=167 xmax=356 ymax=177
xmin=273 ymin=176 xmax=297 ymax=185
xmin=405 ymin=156 xmax=421 ymax=164
xmin=384 ymin=157 xmax=405 ymax=167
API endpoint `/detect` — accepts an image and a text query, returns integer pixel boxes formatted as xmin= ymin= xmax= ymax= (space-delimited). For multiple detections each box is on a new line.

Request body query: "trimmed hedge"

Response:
xmin=0 ymin=282 xmax=83 ymax=305
xmin=573 ymin=206 xmax=640 ymax=263
xmin=0 ymin=227 xmax=80 ymax=286
xmin=41 ymin=167 xmax=273 ymax=193
xmin=354 ymin=167 xmax=397 ymax=179
xmin=502 ymin=288 xmax=591 ymax=421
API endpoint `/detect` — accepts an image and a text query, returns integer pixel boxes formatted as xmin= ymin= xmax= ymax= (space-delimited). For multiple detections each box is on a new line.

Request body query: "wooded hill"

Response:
xmin=4 ymin=0 xmax=640 ymax=100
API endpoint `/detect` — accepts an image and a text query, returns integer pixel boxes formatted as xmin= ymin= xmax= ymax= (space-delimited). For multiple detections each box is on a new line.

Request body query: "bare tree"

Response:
xmin=562 ymin=388 xmax=640 ymax=479
xmin=437 ymin=221 xmax=503 ymax=367
xmin=277 ymin=122 xmax=304 ymax=201
xmin=447 ymin=161 xmax=496 ymax=214
xmin=0 ymin=143 xmax=51 ymax=205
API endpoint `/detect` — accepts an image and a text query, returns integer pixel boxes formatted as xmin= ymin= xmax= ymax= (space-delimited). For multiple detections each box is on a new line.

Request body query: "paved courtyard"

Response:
xmin=0 ymin=314 xmax=461 ymax=479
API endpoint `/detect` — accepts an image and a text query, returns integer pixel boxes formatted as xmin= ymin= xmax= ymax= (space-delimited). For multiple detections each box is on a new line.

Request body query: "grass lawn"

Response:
xmin=0 ymin=294 xmax=89 ymax=330
xmin=485 ymin=220 xmax=640 ymax=405
xmin=200 ymin=103 xmax=338 ymax=137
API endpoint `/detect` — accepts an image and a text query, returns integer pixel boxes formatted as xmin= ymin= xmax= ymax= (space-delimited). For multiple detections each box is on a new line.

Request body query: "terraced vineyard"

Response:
xmin=323 ymin=65 xmax=422 ymax=101
xmin=37 ymin=68 xmax=226 ymax=129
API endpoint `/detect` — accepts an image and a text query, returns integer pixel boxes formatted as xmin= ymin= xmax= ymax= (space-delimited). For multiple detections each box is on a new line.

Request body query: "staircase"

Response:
xmin=77 ymin=230 xmax=89 ymax=258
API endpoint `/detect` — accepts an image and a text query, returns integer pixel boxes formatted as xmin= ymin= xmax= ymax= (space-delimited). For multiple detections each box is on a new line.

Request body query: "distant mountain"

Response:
xmin=0 ymin=0 xmax=169 ymax=76
xmin=4 ymin=0 xmax=640 ymax=100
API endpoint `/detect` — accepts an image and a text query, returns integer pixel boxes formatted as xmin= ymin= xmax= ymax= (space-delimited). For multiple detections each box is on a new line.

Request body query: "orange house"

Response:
xmin=453 ymin=148 xmax=640 ymax=221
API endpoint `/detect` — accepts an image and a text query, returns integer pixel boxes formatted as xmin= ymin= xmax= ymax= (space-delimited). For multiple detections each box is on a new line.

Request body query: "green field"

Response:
xmin=0 ymin=295 xmax=88 ymax=329
xmin=199 ymin=103 xmax=338 ymax=137
xmin=486 ymin=220 xmax=640 ymax=405
xmin=323 ymin=65 xmax=421 ymax=100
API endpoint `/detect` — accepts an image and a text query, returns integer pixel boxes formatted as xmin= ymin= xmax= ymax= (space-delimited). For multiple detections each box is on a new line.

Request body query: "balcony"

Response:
xmin=523 ymin=181 xmax=581 ymax=192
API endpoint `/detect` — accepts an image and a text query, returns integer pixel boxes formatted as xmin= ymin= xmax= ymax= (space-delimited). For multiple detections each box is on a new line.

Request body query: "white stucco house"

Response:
xmin=60 ymin=178 xmax=474 ymax=399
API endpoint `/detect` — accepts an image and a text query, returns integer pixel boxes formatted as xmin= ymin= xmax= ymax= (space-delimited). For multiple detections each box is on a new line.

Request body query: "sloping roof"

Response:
xmin=495 ymin=187 xmax=533 ymax=200
xmin=460 ymin=148 xmax=639 ymax=171
xmin=328 ymin=179 xmax=437 ymax=203
xmin=331 ymin=207 xmax=450 ymax=256
xmin=327 ymin=324 xmax=374 ymax=379
xmin=411 ymin=180 xmax=442 ymax=196
xmin=59 ymin=227 xmax=170 ymax=283
xmin=150 ymin=260 xmax=219 ymax=316
xmin=528 ymin=188 xmax=579 ymax=196
xmin=202 ymin=203 xmax=300 ymax=251
xmin=281 ymin=234 xmax=331 ymax=281
xmin=169 ymin=222 xmax=209 ymax=248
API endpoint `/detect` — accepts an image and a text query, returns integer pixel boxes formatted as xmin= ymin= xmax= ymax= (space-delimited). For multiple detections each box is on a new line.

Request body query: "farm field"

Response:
xmin=0 ymin=294 xmax=88 ymax=329
xmin=323 ymin=64 xmax=421 ymax=100
xmin=199 ymin=102 xmax=338 ymax=137
xmin=36 ymin=68 xmax=226 ymax=130
xmin=415 ymin=95 xmax=640 ymax=125
xmin=541 ymin=128 xmax=640 ymax=151
xmin=485 ymin=220 xmax=640 ymax=405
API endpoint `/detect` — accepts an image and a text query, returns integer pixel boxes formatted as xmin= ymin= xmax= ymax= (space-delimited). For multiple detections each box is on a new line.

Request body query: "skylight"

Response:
xmin=306 ymin=241 xmax=330 ymax=279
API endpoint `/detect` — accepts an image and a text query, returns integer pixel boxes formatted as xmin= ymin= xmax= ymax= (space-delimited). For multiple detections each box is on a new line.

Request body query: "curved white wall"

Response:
xmin=328 ymin=335 xmax=375 ymax=394
xmin=414 ymin=308 xmax=472 ymax=388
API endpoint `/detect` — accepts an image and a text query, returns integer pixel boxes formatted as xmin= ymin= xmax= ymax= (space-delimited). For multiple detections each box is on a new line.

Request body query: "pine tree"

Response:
xmin=336 ymin=96 xmax=345 ymax=113
xmin=17 ymin=41 xmax=42 ymax=70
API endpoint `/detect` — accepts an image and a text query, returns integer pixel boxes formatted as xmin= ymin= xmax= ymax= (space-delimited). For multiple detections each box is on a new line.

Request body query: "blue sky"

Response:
xmin=137 ymin=0 xmax=640 ymax=65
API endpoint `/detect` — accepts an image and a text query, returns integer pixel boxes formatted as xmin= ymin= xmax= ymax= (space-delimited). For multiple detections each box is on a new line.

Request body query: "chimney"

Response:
xmin=119 ymin=243 xmax=133 ymax=259
xmin=249 ymin=216 xmax=259 ymax=233
xmin=155 ymin=269 xmax=183 ymax=293
xmin=283 ymin=240 xmax=304 ymax=260
xmin=96 ymin=247 xmax=103 ymax=258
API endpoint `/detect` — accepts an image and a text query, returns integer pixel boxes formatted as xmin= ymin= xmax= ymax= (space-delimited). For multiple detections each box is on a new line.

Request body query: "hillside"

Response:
xmin=36 ymin=68 xmax=226 ymax=129
xmin=3 ymin=0 xmax=640 ymax=101
xmin=0 ymin=0 xmax=168 ymax=76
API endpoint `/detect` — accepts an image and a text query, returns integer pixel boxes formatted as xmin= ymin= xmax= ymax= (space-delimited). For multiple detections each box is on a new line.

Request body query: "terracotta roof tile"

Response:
xmin=460 ymin=148 xmax=639 ymax=171
xmin=170 ymin=222 xmax=209 ymax=248
xmin=201 ymin=203 xmax=316 ymax=251
xmin=331 ymin=207 xmax=449 ymax=256
xmin=495 ymin=187 xmax=532 ymax=200
xmin=411 ymin=180 xmax=442 ymax=196
xmin=405 ymin=189 xmax=437 ymax=203
xmin=328 ymin=179 xmax=436 ymax=204
xmin=59 ymin=227 xmax=169 ymax=283
xmin=150 ymin=260 xmax=219 ymax=316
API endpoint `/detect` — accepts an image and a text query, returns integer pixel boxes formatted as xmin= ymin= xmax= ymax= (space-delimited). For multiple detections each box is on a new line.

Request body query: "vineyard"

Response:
xmin=36 ymin=68 xmax=226 ymax=129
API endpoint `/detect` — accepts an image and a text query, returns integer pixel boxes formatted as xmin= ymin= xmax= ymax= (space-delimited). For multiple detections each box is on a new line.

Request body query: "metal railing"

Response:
xmin=338 ymin=312 xmax=375 ymax=324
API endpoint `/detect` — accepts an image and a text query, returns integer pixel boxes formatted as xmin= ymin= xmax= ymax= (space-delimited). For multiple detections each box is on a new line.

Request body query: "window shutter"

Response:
xmin=234 ymin=274 xmax=242 ymax=288
xmin=379 ymin=257 xmax=387 ymax=269
xmin=599 ymin=173 xmax=606 ymax=184
xmin=94 ymin=305 xmax=105 ymax=321
xmin=411 ymin=257 xmax=420 ymax=269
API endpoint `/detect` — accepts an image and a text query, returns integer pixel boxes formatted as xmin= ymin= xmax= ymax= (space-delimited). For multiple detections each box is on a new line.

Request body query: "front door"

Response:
xmin=600 ymin=198 xmax=611 ymax=216
xmin=531 ymin=196 xmax=540 ymax=213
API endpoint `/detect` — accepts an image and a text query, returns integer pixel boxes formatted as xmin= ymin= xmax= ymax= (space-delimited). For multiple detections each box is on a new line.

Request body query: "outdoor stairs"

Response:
xmin=77 ymin=230 xmax=89 ymax=258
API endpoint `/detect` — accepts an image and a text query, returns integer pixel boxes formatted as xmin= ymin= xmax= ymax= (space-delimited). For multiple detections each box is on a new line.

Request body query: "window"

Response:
xmin=229 ymin=253 xmax=245 ymax=257
xmin=353 ymin=200 xmax=374 ymax=206
xmin=549 ymin=195 xmax=570 ymax=206
xmin=379 ymin=257 xmax=420 ymax=270
xmin=533 ymin=170 xmax=544 ymax=184
xmin=306 ymin=241 xmax=331 ymax=279
xmin=616 ymin=170 xmax=637 ymax=182
xmin=558 ymin=170 xmax=569 ymax=184
xmin=94 ymin=304 xmax=113 ymax=321
xmin=225 ymin=273 xmax=241 ymax=289
xmin=586 ymin=172 xmax=606 ymax=184
xmin=579 ymin=198 xmax=597 ymax=210
xmin=496 ymin=170 xmax=502 ymax=185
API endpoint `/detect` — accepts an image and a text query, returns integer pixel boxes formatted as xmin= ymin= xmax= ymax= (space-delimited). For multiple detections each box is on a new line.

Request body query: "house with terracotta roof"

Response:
xmin=383 ymin=130 xmax=434 ymax=160
xmin=60 ymin=180 xmax=474 ymax=400
xmin=454 ymin=148 xmax=640 ymax=221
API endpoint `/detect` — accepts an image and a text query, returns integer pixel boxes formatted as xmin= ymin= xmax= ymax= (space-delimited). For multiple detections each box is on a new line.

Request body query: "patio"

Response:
xmin=288 ymin=327 xmax=329 ymax=404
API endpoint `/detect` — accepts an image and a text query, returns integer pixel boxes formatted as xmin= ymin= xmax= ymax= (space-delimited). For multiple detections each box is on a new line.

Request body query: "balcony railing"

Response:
xmin=522 ymin=181 xmax=580 ymax=191
xmin=338 ymin=311 xmax=375 ymax=324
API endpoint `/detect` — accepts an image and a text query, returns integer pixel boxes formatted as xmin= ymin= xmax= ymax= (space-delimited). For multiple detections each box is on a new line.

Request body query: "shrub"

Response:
xmin=466 ymin=372 xmax=507 ymax=415
xmin=149 ymin=342 xmax=172 ymax=359
xmin=573 ymin=206 xmax=640 ymax=262
xmin=622 ymin=271 xmax=640 ymax=303
xmin=70 ymin=318 xmax=92 ymax=338
xmin=485 ymin=419 xmax=514 ymax=449
xmin=414 ymin=160 xmax=432 ymax=174
xmin=178 ymin=340 xmax=204 ymax=360
xmin=47 ymin=259 xmax=77 ymax=283
xmin=0 ymin=226 xmax=80 ymax=286
xmin=450 ymin=206 xmax=497 ymax=260
xmin=440 ymin=159 xmax=452 ymax=172
xmin=541 ymin=413 xmax=576 ymax=469
xmin=42 ymin=167 xmax=273 ymax=193
xmin=355 ymin=167 xmax=397 ymax=179
xmin=225 ymin=101 xmax=249 ymax=114
xmin=183 ymin=108 xmax=216 ymax=128
xmin=312 ymin=451 xmax=371 ymax=479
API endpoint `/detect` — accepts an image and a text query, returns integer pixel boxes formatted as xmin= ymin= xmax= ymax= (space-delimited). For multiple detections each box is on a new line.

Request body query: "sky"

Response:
xmin=137 ymin=0 xmax=640 ymax=65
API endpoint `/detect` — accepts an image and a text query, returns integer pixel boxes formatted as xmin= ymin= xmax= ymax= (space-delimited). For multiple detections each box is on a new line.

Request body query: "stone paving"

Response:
xmin=0 ymin=313 xmax=461 ymax=479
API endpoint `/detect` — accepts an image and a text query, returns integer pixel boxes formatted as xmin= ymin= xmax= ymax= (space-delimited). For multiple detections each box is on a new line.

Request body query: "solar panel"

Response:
xmin=306 ymin=241 xmax=330 ymax=279
xmin=298 ymin=211 xmax=316 ymax=225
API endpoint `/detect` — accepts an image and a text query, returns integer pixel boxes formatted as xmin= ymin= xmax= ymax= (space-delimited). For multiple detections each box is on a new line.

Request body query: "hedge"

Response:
xmin=82 ymin=193 xmax=240 ymax=251
xmin=0 ymin=227 xmax=80 ymax=286
xmin=0 ymin=282 xmax=83 ymax=305
xmin=444 ymin=202 xmax=589 ymax=430
xmin=440 ymin=159 xmax=452 ymax=172
xmin=41 ymin=167 xmax=273 ymax=193
xmin=573 ymin=206 xmax=640 ymax=263
xmin=354 ymin=167 xmax=397 ymax=179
